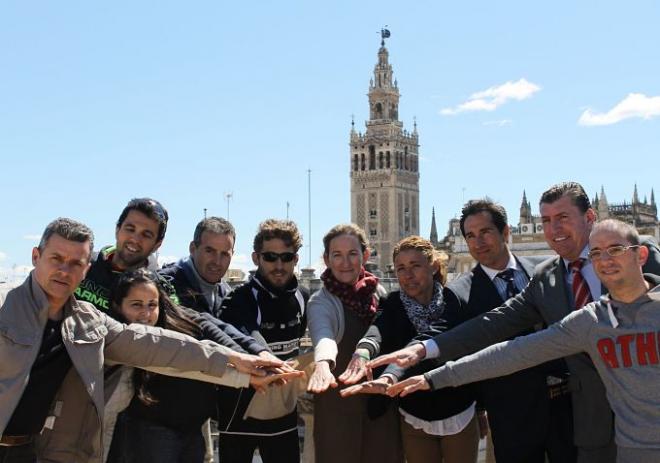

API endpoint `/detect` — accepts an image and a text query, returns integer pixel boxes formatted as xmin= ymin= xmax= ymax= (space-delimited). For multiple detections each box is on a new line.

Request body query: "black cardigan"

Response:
xmin=357 ymin=291 xmax=475 ymax=422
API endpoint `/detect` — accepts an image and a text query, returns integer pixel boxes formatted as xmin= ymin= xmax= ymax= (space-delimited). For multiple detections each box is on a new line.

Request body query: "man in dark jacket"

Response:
xmin=160 ymin=216 xmax=235 ymax=318
xmin=75 ymin=197 xmax=169 ymax=312
xmin=438 ymin=199 xmax=575 ymax=462
xmin=159 ymin=216 xmax=268 ymax=354
xmin=217 ymin=219 xmax=309 ymax=463
xmin=158 ymin=216 xmax=276 ymax=462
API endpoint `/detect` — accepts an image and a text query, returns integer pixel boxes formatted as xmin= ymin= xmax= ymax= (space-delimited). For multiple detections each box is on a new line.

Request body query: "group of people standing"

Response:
xmin=2 ymin=180 xmax=660 ymax=463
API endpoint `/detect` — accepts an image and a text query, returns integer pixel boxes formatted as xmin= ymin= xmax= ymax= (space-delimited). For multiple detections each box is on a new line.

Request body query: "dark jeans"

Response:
xmin=106 ymin=412 xmax=129 ymax=463
xmin=0 ymin=443 xmax=36 ymax=463
xmin=124 ymin=416 xmax=205 ymax=463
xmin=218 ymin=430 xmax=300 ymax=463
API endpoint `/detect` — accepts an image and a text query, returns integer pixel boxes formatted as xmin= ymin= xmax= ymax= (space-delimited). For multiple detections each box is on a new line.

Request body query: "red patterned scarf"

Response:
xmin=321 ymin=267 xmax=379 ymax=324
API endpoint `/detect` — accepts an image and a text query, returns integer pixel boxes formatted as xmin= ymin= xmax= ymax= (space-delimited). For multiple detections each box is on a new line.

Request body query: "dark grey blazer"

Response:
xmin=432 ymin=237 xmax=660 ymax=449
xmin=441 ymin=255 xmax=564 ymax=449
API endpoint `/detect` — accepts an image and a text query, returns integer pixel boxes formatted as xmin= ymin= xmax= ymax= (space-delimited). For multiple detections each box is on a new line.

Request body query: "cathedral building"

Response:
xmin=350 ymin=30 xmax=420 ymax=271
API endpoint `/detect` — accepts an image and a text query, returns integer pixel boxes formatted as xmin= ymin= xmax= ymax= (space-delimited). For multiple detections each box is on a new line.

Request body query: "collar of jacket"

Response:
xmin=250 ymin=273 xmax=298 ymax=299
xmin=0 ymin=274 xmax=51 ymax=346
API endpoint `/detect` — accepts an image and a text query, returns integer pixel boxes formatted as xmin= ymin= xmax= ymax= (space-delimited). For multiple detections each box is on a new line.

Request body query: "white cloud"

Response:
xmin=23 ymin=234 xmax=41 ymax=241
xmin=0 ymin=251 xmax=6 ymax=262
xmin=578 ymin=93 xmax=660 ymax=126
xmin=483 ymin=119 xmax=512 ymax=127
xmin=441 ymin=78 xmax=541 ymax=115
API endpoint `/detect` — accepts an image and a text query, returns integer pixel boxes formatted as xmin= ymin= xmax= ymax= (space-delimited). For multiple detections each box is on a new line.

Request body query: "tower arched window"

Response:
xmin=378 ymin=152 xmax=384 ymax=169
xmin=360 ymin=153 xmax=365 ymax=171
xmin=389 ymin=104 xmax=397 ymax=120
xmin=353 ymin=154 xmax=358 ymax=171
xmin=375 ymin=103 xmax=383 ymax=119
xmin=404 ymin=153 xmax=408 ymax=170
xmin=386 ymin=151 xmax=391 ymax=168
xmin=369 ymin=146 xmax=376 ymax=170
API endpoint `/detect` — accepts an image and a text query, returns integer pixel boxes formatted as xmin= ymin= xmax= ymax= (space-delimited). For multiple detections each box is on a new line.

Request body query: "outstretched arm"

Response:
xmin=388 ymin=308 xmax=592 ymax=397
xmin=194 ymin=310 xmax=266 ymax=355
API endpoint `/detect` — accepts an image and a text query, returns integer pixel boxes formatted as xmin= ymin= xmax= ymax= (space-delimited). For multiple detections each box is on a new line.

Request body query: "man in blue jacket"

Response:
xmin=160 ymin=216 xmax=236 ymax=318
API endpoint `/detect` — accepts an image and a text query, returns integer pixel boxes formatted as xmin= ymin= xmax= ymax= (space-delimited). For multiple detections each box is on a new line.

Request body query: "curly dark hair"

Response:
xmin=253 ymin=219 xmax=303 ymax=252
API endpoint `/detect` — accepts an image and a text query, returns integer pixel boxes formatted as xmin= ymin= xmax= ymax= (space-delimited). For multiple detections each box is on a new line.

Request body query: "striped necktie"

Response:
xmin=496 ymin=268 xmax=519 ymax=299
xmin=569 ymin=258 xmax=593 ymax=309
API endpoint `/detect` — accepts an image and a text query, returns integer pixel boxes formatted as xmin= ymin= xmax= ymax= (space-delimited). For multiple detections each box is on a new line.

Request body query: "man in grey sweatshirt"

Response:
xmin=387 ymin=219 xmax=660 ymax=463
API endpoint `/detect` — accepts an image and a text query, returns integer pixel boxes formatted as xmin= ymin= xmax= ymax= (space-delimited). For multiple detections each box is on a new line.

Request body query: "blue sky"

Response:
xmin=1 ymin=1 xmax=659 ymax=280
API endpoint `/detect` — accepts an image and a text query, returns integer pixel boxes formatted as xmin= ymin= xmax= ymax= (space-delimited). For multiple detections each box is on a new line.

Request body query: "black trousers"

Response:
xmin=492 ymin=393 xmax=576 ymax=463
xmin=0 ymin=443 xmax=36 ymax=463
xmin=218 ymin=429 xmax=300 ymax=463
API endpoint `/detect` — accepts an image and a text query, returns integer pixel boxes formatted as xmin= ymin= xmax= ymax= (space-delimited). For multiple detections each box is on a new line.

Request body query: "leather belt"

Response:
xmin=0 ymin=434 xmax=33 ymax=447
xmin=547 ymin=375 xmax=570 ymax=399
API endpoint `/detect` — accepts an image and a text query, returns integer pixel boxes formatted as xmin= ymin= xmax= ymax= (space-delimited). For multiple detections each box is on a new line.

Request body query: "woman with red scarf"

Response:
xmin=307 ymin=224 xmax=403 ymax=463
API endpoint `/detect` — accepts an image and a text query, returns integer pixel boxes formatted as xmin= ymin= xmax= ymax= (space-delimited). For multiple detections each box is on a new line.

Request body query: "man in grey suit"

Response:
xmin=370 ymin=181 xmax=660 ymax=463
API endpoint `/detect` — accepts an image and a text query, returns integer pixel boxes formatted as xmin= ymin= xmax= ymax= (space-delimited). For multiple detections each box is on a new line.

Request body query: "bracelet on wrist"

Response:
xmin=352 ymin=351 xmax=370 ymax=361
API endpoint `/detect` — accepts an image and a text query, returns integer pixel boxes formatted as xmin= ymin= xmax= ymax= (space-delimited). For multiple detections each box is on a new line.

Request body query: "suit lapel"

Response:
xmin=546 ymin=258 xmax=573 ymax=322
xmin=515 ymin=255 xmax=536 ymax=279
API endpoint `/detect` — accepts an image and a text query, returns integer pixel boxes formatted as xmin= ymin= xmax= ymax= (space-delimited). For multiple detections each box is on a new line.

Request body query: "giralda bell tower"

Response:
xmin=350 ymin=29 xmax=420 ymax=271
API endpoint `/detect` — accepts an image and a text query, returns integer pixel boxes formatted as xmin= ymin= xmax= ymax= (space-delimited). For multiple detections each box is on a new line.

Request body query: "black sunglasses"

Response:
xmin=260 ymin=251 xmax=297 ymax=263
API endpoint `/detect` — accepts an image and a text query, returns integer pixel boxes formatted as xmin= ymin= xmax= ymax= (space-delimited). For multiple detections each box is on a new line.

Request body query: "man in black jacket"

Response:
xmin=439 ymin=200 xmax=575 ymax=463
xmin=159 ymin=216 xmax=280 ymax=462
xmin=218 ymin=219 xmax=309 ymax=463
xmin=75 ymin=197 xmax=169 ymax=312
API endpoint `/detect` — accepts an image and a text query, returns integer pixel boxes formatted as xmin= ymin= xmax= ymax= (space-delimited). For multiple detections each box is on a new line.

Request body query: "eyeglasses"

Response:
xmin=260 ymin=252 xmax=297 ymax=263
xmin=587 ymin=245 xmax=640 ymax=261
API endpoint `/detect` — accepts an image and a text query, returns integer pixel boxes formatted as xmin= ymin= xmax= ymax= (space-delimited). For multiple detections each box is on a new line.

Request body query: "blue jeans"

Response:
xmin=124 ymin=416 xmax=205 ymax=463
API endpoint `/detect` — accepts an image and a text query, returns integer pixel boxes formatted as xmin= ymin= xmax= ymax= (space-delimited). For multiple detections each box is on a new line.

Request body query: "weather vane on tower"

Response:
xmin=380 ymin=26 xmax=390 ymax=46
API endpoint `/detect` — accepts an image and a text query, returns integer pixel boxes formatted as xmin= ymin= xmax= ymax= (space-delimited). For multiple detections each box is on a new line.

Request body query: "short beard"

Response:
xmin=116 ymin=248 xmax=149 ymax=270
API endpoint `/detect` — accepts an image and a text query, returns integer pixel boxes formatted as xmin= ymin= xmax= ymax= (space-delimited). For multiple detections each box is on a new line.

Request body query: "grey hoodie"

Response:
xmin=425 ymin=285 xmax=660 ymax=463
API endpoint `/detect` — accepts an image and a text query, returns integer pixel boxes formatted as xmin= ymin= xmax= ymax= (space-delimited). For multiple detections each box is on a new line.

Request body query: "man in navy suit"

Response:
xmin=436 ymin=199 xmax=575 ymax=463
xmin=370 ymin=182 xmax=660 ymax=463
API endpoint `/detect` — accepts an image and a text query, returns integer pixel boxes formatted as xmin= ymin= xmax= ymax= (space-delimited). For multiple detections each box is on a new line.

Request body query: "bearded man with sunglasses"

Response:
xmin=217 ymin=219 xmax=309 ymax=463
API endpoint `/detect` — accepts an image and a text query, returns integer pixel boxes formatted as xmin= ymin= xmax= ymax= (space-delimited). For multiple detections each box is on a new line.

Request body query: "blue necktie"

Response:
xmin=497 ymin=268 xmax=518 ymax=299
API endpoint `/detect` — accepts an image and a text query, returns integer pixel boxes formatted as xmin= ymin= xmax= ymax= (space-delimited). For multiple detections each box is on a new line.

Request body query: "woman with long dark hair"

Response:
xmin=104 ymin=268 xmax=296 ymax=463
